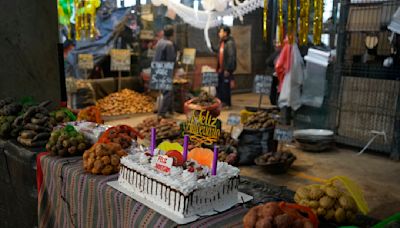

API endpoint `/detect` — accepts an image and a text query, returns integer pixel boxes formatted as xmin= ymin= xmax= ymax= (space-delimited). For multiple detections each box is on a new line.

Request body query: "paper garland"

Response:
xmin=313 ymin=0 xmax=323 ymax=45
xmin=299 ymin=0 xmax=310 ymax=46
xmin=263 ymin=0 xmax=268 ymax=40
xmin=277 ymin=0 xmax=284 ymax=46
xmin=275 ymin=0 xmax=324 ymax=46
xmin=74 ymin=0 xmax=101 ymax=40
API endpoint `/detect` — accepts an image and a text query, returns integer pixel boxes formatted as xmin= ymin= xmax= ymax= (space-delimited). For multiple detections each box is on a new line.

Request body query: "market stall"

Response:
xmin=37 ymin=154 xmax=380 ymax=227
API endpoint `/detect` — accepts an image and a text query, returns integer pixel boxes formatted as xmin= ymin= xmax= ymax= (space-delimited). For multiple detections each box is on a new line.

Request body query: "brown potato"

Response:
xmin=243 ymin=206 xmax=258 ymax=228
xmin=111 ymin=154 xmax=120 ymax=166
xmin=91 ymin=167 xmax=101 ymax=174
xmin=101 ymin=165 xmax=113 ymax=175
xmin=94 ymin=159 xmax=104 ymax=170
xmin=101 ymin=156 xmax=111 ymax=165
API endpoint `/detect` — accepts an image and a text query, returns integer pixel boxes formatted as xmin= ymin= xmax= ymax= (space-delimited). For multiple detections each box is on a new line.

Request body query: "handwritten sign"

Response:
xmin=150 ymin=61 xmax=174 ymax=91
xmin=227 ymin=113 xmax=241 ymax=126
xmin=140 ymin=30 xmax=155 ymax=40
xmin=202 ymin=72 xmax=219 ymax=87
xmin=182 ymin=48 xmax=196 ymax=65
xmin=154 ymin=155 xmax=173 ymax=174
xmin=78 ymin=54 xmax=94 ymax=70
xmin=253 ymin=75 xmax=273 ymax=95
xmin=273 ymin=125 xmax=293 ymax=142
xmin=110 ymin=49 xmax=131 ymax=71
xmin=183 ymin=110 xmax=221 ymax=146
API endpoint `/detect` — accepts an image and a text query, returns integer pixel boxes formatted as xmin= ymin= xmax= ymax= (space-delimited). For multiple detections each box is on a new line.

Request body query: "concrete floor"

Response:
xmin=106 ymin=93 xmax=400 ymax=220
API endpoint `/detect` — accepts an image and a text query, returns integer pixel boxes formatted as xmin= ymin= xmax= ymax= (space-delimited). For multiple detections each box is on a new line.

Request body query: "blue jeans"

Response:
xmin=158 ymin=90 xmax=174 ymax=116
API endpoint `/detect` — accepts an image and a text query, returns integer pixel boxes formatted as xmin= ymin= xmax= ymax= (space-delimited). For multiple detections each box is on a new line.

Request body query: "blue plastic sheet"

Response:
xmin=66 ymin=8 xmax=131 ymax=78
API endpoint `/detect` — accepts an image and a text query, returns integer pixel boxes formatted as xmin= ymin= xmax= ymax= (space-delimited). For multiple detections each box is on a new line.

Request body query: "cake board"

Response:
xmin=107 ymin=181 xmax=253 ymax=225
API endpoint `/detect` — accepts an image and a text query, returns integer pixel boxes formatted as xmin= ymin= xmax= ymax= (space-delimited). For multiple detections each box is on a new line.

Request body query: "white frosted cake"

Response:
xmin=118 ymin=151 xmax=240 ymax=218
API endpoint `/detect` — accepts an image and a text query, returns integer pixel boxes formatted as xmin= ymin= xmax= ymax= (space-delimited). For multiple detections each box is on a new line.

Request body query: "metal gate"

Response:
xmin=334 ymin=0 xmax=400 ymax=159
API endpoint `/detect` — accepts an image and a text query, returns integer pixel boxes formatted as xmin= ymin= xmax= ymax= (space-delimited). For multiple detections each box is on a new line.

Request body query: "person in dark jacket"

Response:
xmin=153 ymin=25 xmax=177 ymax=118
xmin=216 ymin=25 xmax=237 ymax=108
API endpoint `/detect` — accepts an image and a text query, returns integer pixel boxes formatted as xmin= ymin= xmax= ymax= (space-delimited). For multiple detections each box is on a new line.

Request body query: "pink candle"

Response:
xmin=212 ymin=145 xmax=218 ymax=176
xmin=150 ymin=127 xmax=156 ymax=156
xmin=183 ymin=135 xmax=189 ymax=161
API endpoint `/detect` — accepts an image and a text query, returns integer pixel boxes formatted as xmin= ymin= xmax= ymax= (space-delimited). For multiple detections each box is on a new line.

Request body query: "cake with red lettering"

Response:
xmin=118 ymin=147 xmax=240 ymax=218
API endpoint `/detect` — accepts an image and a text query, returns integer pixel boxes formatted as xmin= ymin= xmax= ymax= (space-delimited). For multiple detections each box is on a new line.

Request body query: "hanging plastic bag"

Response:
xmin=301 ymin=48 xmax=330 ymax=108
xmin=275 ymin=40 xmax=292 ymax=93
xmin=278 ymin=43 xmax=304 ymax=110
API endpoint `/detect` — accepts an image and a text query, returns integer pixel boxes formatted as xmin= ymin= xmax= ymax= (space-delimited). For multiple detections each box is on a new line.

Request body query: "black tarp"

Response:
xmin=0 ymin=140 xmax=43 ymax=228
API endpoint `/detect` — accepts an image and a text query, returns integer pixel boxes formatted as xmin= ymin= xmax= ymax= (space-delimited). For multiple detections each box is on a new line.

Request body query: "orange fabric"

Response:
xmin=218 ymin=41 xmax=225 ymax=73
xmin=275 ymin=40 xmax=292 ymax=92
xmin=279 ymin=202 xmax=319 ymax=228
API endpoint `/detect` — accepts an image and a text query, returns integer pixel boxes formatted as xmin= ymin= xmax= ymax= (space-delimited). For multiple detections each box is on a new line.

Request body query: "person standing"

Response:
xmin=153 ymin=25 xmax=177 ymax=118
xmin=216 ymin=25 xmax=237 ymax=108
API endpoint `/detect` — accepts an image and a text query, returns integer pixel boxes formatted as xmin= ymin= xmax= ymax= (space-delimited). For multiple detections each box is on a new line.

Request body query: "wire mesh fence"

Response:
xmin=333 ymin=0 xmax=400 ymax=158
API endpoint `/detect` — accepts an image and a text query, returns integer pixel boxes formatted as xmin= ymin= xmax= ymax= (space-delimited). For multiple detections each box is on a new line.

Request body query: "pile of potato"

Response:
xmin=46 ymin=125 xmax=89 ymax=157
xmin=83 ymin=143 xmax=127 ymax=175
xmin=256 ymin=151 xmax=296 ymax=165
xmin=49 ymin=108 xmax=76 ymax=126
xmin=294 ymin=183 xmax=359 ymax=223
xmin=97 ymin=89 xmax=154 ymax=116
xmin=244 ymin=111 xmax=277 ymax=130
xmin=217 ymin=131 xmax=238 ymax=165
xmin=191 ymin=92 xmax=217 ymax=107
xmin=217 ymin=131 xmax=238 ymax=147
xmin=135 ymin=117 xmax=180 ymax=140
xmin=243 ymin=202 xmax=315 ymax=228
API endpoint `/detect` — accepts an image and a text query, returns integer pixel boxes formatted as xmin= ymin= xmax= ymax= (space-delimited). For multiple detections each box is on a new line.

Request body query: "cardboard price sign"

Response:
xmin=154 ymin=155 xmax=173 ymax=174
xmin=182 ymin=48 xmax=196 ymax=65
xmin=78 ymin=54 xmax=94 ymax=70
xmin=110 ymin=49 xmax=131 ymax=71
xmin=253 ymin=75 xmax=273 ymax=95
xmin=202 ymin=72 xmax=219 ymax=87
xmin=183 ymin=110 xmax=221 ymax=146
xmin=150 ymin=61 xmax=174 ymax=91
xmin=273 ymin=126 xmax=294 ymax=142
xmin=140 ymin=30 xmax=155 ymax=40
xmin=227 ymin=113 xmax=241 ymax=126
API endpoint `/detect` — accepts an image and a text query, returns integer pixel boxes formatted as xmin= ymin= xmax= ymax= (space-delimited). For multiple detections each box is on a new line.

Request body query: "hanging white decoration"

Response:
xmin=151 ymin=0 xmax=163 ymax=6
xmin=202 ymin=0 xmax=215 ymax=11
xmin=152 ymin=0 xmax=264 ymax=50
xmin=215 ymin=0 xmax=229 ymax=12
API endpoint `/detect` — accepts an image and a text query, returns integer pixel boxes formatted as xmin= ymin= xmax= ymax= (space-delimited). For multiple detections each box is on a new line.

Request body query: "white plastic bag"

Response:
xmin=278 ymin=43 xmax=304 ymax=110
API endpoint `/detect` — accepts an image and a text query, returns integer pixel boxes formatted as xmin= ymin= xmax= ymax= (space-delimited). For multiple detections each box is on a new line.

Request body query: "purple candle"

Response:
xmin=150 ymin=127 xmax=156 ymax=156
xmin=183 ymin=135 xmax=189 ymax=161
xmin=212 ymin=145 xmax=218 ymax=176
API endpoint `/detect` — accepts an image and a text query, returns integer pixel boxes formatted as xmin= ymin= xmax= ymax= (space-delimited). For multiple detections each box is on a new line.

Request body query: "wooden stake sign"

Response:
xmin=150 ymin=61 xmax=174 ymax=91
xmin=78 ymin=54 xmax=94 ymax=70
xmin=273 ymin=125 xmax=294 ymax=142
xmin=110 ymin=49 xmax=131 ymax=71
xmin=110 ymin=49 xmax=131 ymax=91
xmin=183 ymin=110 xmax=221 ymax=146
xmin=182 ymin=48 xmax=196 ymax=65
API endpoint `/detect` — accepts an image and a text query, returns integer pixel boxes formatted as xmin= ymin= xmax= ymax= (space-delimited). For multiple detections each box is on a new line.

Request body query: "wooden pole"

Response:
xmin=258 ymin=94 xmax=263 ymax=110
xmin=118 ymin=71 xmax=122 ymax=91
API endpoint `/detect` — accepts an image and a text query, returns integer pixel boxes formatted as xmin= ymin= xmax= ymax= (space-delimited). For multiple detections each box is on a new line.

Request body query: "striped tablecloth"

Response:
xmin=38 ymin=155 xmax=247 ymax=228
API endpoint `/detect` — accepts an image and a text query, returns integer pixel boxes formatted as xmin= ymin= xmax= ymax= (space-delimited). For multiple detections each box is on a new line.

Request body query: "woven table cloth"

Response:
xmin=38 ymin=155 xmax=247 ymax=228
